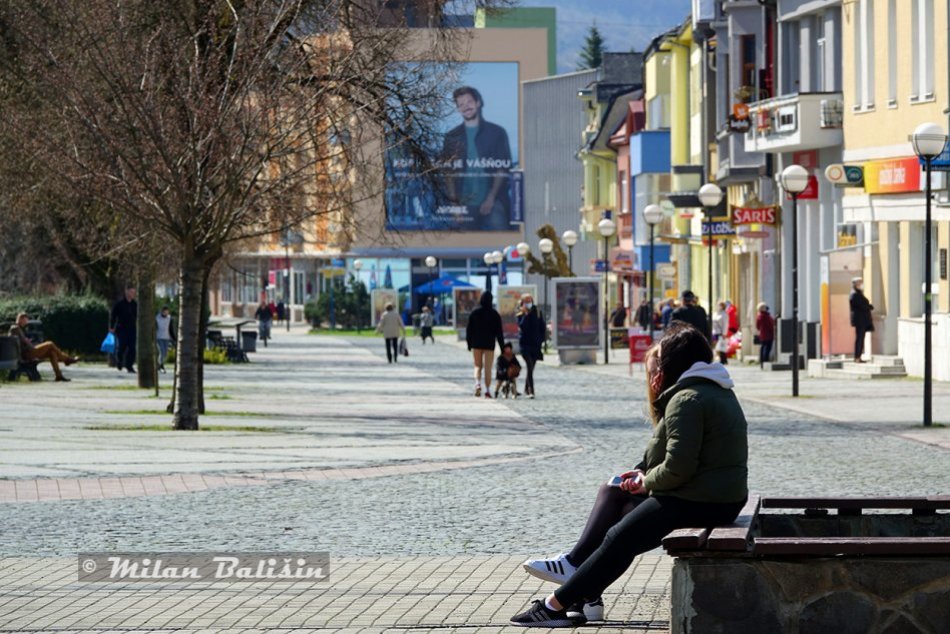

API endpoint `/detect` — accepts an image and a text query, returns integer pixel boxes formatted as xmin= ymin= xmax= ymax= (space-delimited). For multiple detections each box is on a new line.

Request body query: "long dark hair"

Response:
xmin=654 ymin=322 xmax=713 ymax=395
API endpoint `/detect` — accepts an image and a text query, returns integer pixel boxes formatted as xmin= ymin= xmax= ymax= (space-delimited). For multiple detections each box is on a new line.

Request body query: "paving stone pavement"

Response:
xmin=2 ymin=329 xmax=948 ymax=632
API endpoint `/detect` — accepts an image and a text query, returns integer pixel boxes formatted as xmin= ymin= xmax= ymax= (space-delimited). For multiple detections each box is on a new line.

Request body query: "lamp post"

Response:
xmin=780 ymin=164 xmax=810 ymax=398
xmin=643 ymin=204 xmax=664 ymax=341
xmin=517 ymin=241 xmax=531 ymax=281
xmin=353 ymin=259 xmax=363 ymax=332
xmin=911 ymin=122 xmax=947 ymax=427
xmin=425 ymin=255 xmax=437 ymax=324
xmin=599 ymin=214 xmax=617 ymax=364
xmin=698 ymin=183 xmax=724 ymax=341
xmin=562 ymin=230 xmax=579 ymax=274
xmin=483 ymin=251 xmax=494 ymax=292
xmin=538 ymin=238 xmax=554 ymax=326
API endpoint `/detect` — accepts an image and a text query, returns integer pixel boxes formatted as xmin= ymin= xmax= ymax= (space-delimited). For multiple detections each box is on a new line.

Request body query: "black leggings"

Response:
xmin=385 ymin=337 xmax=399 ymax=363
xmin=555 ymin=484 xmax=744 ymax=607
xmin=522 ymin=353 xmax=538 ymax=394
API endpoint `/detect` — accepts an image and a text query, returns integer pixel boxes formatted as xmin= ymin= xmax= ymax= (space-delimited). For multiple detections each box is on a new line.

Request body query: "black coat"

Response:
xmin=850 ymin=290 xmax=874 ymax=330
xmin=518 ymin=308 xmax=546 ymax=358
xmin=671 ymin=304 xmax=709 ymax=337
xmin=466 ymin=306 xmax=504 ymax=352
xmin=111 ymin=298 xmax=138 ymax=333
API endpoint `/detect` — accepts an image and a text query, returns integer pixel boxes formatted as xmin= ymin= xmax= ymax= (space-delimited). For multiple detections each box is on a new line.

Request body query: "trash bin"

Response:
xmin=241 ymin=330 xmax=258 ymax=353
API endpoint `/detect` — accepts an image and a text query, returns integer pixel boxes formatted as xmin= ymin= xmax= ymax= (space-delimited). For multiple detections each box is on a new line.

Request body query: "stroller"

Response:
xmin=494 ymin=344 xmax=522 ymax=399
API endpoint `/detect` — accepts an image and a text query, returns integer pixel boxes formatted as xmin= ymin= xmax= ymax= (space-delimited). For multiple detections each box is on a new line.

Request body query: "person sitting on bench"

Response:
xmin=510 ymin=323 xmax=748 ymax=627
xmin=9 ymin=313 xmax=78 ymax=382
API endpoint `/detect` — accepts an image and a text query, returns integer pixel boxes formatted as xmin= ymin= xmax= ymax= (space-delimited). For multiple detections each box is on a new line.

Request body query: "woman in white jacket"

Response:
xmin=376 ymin=303 xmax=406 ymax=363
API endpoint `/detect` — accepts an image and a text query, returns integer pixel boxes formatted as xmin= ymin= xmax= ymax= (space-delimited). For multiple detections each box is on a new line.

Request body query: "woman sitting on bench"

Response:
xmin=9 ymin=313 xmax=78 ymax=382
xmin=510 ymin=323 xmax=749 ymax=627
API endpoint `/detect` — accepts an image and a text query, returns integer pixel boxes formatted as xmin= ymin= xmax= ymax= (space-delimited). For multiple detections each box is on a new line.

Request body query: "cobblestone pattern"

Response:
xmin=0 ymin=555 xmax=671 ymax=633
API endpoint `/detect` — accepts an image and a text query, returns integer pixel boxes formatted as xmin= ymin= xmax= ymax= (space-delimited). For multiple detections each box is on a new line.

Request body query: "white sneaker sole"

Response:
xmin=522 ymin=563 xmax=571 ymax=585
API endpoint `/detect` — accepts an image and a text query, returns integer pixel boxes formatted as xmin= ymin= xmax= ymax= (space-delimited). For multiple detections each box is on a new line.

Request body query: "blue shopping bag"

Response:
xmin=100 ymin=332 xmax=116 ymax=354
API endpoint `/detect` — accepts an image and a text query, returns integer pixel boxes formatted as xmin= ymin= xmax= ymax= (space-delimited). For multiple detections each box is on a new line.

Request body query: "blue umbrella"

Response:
xmin=414 ymin=275 xmax=476 ymax=295
xmin=384 ymin=265 xmax=393 ymax=289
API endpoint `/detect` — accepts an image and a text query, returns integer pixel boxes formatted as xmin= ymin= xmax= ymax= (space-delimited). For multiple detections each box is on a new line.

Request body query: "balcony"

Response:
xmin=743 ymin=92 xmax=843 ymax=153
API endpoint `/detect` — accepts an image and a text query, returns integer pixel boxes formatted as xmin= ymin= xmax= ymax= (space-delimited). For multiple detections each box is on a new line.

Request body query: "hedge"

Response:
xmin=0 ymin=294 xmax=110 ymax=355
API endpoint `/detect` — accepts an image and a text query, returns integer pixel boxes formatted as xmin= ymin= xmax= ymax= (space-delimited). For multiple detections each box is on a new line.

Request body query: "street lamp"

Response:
xmin=517 ymin=241 xmax=531 ymax=285
xmin=780 ymin=164 xmax=810 ymax=398
xmin=598 ymin=214 xmax=617 ymax=364
xmin=643 ymin=204 xmax=664 ymax=341
xmin=698 ymin=183 xmax=724 ymax=340
xmin=538 ymin=238 xmax=554 ymax=323
xmin=562 ymin=230 xmax=579 ymax=274
xmin=483 ymin=251 xmax=494 ymax=292
xmin=353 ymin=259 xmax=363 ymax=332
xmin=911 ymin=122 xmax=947 ymax=427
xmin=424 ymin=255 xmax=437 ymax=323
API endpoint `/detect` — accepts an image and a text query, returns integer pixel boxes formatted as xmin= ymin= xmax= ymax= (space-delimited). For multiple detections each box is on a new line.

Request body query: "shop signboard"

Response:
xmin=863 ymin=157 xmax=921 ymax=194
xmin=732 ymin=205 xmax=778 ymax=226
xmin=552 ymin=278 xmax=601 ymax=349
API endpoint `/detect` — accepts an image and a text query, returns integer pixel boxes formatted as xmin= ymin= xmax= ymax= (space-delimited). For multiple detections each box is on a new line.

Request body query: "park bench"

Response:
xmin=0 ymin=335 xmax=41 ymax=381
xmin=662 ymin=495 xmax=950 ymax=633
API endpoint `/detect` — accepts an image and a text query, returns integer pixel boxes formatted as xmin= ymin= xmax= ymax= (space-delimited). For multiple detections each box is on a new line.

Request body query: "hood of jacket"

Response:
xmin=653 ymin=361 xmax=734 ymax=412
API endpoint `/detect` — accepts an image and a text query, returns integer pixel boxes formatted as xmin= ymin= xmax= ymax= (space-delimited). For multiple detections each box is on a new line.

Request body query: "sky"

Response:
xmin=516 ymin=0 xmax=693 ymax=73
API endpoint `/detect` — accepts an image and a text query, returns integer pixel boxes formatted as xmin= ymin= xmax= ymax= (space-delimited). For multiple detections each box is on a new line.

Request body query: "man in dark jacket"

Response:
xmin=849 ymin=277 xmax=874 ymax=363
xmin=440 ymin=86 xmax=513 ymax=231
xmin=671 ymin=290 xmax=709 ymax=340
xmin=110 ymin=286 xmax=138 ymax=373
xmin=466 ymin=291 xmax=505 ymax=398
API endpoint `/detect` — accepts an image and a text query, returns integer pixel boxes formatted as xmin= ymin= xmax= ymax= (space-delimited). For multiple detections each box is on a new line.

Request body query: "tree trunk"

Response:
xmin=136 ymin=275 xmax=157 ymax=389
xmin=172 ymin=255 xmax=205 ymax=430
xmin=197 ymin=265 xmax=211 ymax=415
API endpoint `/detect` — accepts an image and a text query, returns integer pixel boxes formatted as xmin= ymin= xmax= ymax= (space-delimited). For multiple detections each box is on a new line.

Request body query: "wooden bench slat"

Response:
xmin=706 ymin=495 xmax=760 ymax=551
xmin=753 ymin=537 xmax=950 ymax=556
xmin=760 ymin=497 xmax=950 ymax=510
xmin=662 ymin=528 xmax=710 ymax=551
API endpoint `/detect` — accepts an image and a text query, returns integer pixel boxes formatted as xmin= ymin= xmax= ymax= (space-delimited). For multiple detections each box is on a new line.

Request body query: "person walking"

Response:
xmin=511 ymin=324 xmax=748 ymax=627
xmin=670 ymin=290 xmax=708 ymax=338
xmin=634 ymin=299 xmax=651 ymax=331
xmin=420 ymin=306 xmax=435 ymax=344
xmin=276 ymin=299 xmax=286 ymax=325
xmin=849 ymin=277 xmax=874 ymax=363
xmin=9 ymin=313 xmax=78 ymax=382
xmin=517 ymin=294 xmax=545 ymax=399
xmin=755 ymin=303 xmax=775 ymax=369
xmin=155 ymin=306 xmax=175 ymax=373
xmin=466 ymin=291 xmax=504 ymax=397
xmin=712 ymin=301 xmax=730 ymax=365
xmin=110 ymin=286 xmax=138 ymax=373
xmin=660 ymin=299 xmax=675 ymax=329
xmin=376 ymin=302 xmax=405 ymax=363
xmin=255 ymin=301 xmax=274 ymax=347
xmin=725 ymin=300 xmax=739 ymax=337
xmin=610 ymin=304 xmax=627 ymax=329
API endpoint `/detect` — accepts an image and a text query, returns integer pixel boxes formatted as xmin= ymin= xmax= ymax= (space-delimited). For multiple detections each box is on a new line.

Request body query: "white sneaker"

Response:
xmin=583 ymin=598 xmax=604 ymax=621
xmin=522 ymin=553 xmax=576 ymax=584
xmin=474 ymin=384 xmax=482 ymax=397
xmin=566 ymin=598 xmax=604 ymax=622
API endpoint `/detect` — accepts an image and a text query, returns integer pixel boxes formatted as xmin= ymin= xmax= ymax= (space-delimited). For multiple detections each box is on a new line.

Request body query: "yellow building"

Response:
xmin=841 ymin=0 xmax=950 ymax=378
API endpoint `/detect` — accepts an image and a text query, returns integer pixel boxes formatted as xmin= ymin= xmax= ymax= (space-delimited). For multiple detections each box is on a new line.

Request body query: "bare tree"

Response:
xmin=0 ymin=0 xmax=496 ymax=429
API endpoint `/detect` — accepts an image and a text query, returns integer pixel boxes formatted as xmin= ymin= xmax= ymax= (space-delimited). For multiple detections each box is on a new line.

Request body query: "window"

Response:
xmin=816 ymin=14 xmax=826 ymax=93
xmin=853 ymin=0 xmax=875 ymax=110
xmin=911 ymin=0 xmax=935 ymax=101
xmin=620 ymin=171 xmax=629 ymax=215
xmin=740 ymin=35 xmax=757 ymax=92
xmin=888 ymin=0 xmax=897 ymax=106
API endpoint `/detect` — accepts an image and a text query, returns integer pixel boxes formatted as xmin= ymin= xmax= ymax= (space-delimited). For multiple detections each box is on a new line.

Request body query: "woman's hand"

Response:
xmin=619 ymin=470 xmax=646 ymax=494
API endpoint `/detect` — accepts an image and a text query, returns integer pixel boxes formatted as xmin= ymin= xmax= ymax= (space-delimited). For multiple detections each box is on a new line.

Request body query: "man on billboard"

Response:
xmin=440 ymin=86 xmax=513 ymax=231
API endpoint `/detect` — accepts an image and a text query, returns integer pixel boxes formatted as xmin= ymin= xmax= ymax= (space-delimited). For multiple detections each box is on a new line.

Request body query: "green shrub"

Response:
xmin=312 ymin=275 xmax=370 ymax=329
xmin=0 ymin=294 xmax=109 ymax=355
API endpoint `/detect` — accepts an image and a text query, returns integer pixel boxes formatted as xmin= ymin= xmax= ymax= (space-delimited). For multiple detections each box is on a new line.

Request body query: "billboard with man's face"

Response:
xmin=385 ymin=62 xmax=519 ymax=231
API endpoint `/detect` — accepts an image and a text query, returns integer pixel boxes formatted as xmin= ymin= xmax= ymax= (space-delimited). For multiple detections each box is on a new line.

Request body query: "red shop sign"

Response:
xmin=732 ymin=206 xmax=779 ymax=226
